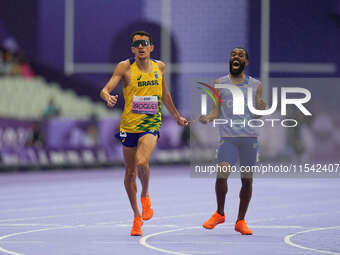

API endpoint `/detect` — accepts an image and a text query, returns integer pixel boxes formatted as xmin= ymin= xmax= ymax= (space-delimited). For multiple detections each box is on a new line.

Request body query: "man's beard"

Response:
xmin=229 ymin=60 xmax=245 ymax=76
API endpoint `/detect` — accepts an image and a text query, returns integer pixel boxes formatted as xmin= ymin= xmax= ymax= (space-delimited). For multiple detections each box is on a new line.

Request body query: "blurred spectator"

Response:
xmin=83 ymin=114 xmax=98 ymax=147
xmin=0 ymin=47 xmax=34 ymax=78
xmin=3 ymin=50 xmax=16 ymax=75
xmin=69 ymin=123 xmax=85 ymax=147
xmin=18 ymin=55 xmax=34 ymax=78
xmin=84 ymin=124 xmax=98 ymax=147
xmin=43 ymin=98 xmax=60 ymax=119
xmin=68 ymin=114 xmax=98 ymax=148
xmin=26 ymin=121 xmax=44 ymax=147
xmin=10 ymin=52 xmax=22 ymax=76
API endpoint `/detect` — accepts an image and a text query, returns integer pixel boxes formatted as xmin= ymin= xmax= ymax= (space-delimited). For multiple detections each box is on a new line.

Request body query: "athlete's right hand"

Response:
xmin=106 ymin=95 xmax=118 ymax=108
xmin=199 ymin=115 xmax=210 ymax=124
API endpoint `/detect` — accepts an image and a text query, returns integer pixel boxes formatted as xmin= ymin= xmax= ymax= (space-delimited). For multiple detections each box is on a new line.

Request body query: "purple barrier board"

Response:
xmin=0 ymin=147 xmax=116 ymax=166
xmin=0 ymin=117 xmax=190 ymax=168
xmin=0 ymin=119 xmax=34 ymax=148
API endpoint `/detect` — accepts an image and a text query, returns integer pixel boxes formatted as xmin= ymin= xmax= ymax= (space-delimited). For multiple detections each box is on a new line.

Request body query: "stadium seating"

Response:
xmin=0 ymin=77 xmax=119 ymax=119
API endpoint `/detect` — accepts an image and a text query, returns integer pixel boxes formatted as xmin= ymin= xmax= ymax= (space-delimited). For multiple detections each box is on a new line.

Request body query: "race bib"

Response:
xmin=132 ymin=96 xmax=158 ymax=114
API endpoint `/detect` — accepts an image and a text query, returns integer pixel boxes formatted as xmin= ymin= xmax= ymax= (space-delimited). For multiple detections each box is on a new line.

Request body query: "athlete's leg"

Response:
xmin=135 ymin=133 xmax=157 ymax=221
xmin=202 ymin=139 xmax=237 ymax=229
xmin=202 ymin=164 xmax=231 ymax=230
xmin=237 ymin=138 xmax=257 ymax=221
xmin=235 ymin=173 xmax=253 ymax=235
xmin=234 ymin=138 xmax=258 ymax=235
xmin=216 ymin=162 xmax=231 ymax=216
xmin=122 ymin=146 xmax=140 ymax=218
xmin=237 ymin=173 xmax=253 ymax=221
xmin=136 ymin=133 xmax=158 ymax=197
xmin=215 ymin=139 xmax=238 ymax=215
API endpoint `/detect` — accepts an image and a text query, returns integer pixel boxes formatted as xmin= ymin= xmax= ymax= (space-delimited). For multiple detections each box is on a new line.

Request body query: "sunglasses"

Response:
xmin=131 ymin=40 xmax=151 ymax=48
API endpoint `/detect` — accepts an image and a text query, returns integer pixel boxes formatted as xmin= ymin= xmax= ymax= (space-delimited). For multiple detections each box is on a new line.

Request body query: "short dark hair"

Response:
xmin=232 ymin=47 xmax=249 ymax=60
xmin=130 ymin=31 xmax=153 ymax=45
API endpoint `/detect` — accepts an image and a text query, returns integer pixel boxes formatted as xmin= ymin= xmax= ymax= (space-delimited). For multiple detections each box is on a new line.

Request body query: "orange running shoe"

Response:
xmin=141 ymin=196 xmax=154 ymax=221
xmin=202 ymin=212 xmax=225 ymax=229
xmin=130 ymin=217 xmax=143 ymax=236
xmin=234 ymin=219 xmax=253 ymax=235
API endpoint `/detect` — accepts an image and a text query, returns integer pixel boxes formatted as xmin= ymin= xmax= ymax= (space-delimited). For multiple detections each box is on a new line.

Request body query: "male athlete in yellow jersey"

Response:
xmin=100 ymin=31 xmax=188 ymax=236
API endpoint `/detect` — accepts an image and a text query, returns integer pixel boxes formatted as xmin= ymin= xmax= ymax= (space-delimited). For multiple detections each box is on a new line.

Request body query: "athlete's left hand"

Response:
xmin=256 ymin=98 xmax=266 ymax=110
xmin=176 ymin=116 xmax=189 ymax=127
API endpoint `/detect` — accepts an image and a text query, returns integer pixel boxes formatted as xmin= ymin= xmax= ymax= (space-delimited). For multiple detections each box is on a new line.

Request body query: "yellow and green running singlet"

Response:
xmin=120 ymin=58 xmax=162 ymax=133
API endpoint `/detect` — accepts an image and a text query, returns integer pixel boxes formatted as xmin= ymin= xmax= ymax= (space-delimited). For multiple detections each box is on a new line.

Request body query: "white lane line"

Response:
xmin=0 ymin=201 xmax=123 ymax=214
xmin=0 ymin=192 xmax=119 ymax=203
xmin=0 ymin=196 xmax=213 ymax=214
xmin=284 ymin=226 xmax=340 ymax=255
xmin=249 ymin=225 xmax=305 ymax=229
xmin=140 ymin=227 xmax=199 ymax=255
xmin=179 ymin=251 xmax=221 ymax=254
xmin=139 ymin=224 xmax=306 ymax=255
xmin=0 ymin=210 xmax=338 ymax=255
xmin=0 ymin=210 xmax=119 ymax=223
xmin=0 ymin=225 xmax=75 ymax=255
xmin=0 ymin=222 xmax=142 ymax=255
xmin=0 ymin=195 xmax=120 ymax=207
xmin=0 ymin=203 xmax=210 ymax=224
xmin=116 ymin=224 xmax=180 ymax=228
xmin=96 ymin=212 xmax=209 ymax=226
xmin=0 ymin=224 xmax=65 ymax=227
xmin=0 ymin=241 xmax=45 ymax=244
xmin=147 ymin=241 xmax=234 ymax=245
xmin=0 ymin=183 xmax=118 ymax=197
xmin=0 ymin=214 xmax=209 ymax=255
xmin=116 ymin=224 xmax=304 ymax=229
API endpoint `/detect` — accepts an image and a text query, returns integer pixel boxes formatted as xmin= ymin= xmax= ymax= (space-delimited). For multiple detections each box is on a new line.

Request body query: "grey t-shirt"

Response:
xmin=216 ymin=74 xmax=261 ymax=137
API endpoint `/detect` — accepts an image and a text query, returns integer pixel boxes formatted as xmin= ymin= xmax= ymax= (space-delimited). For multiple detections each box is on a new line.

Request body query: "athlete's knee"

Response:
xmin=136 ymin=158 xmax=149 ymax=170
xmin=124 ymin=168 xmax=137 ymax=182
xmin=216 ymin=162 xmax=231 ymax=179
